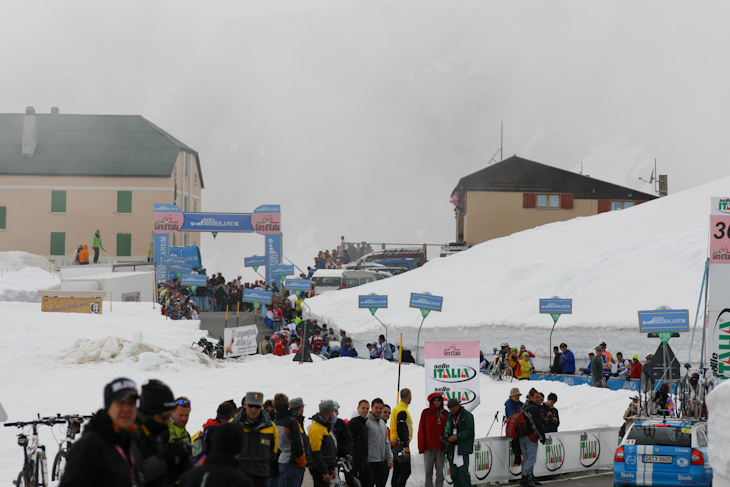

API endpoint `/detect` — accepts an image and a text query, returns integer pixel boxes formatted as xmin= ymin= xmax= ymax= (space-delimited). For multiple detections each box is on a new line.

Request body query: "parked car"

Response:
xmin=614 ymin=418 xmax=712 ymax=486
xmin=354 ymin=247 xmax=427 ymax=269
xmin=311 ymin=269 xmax=388 ymax=295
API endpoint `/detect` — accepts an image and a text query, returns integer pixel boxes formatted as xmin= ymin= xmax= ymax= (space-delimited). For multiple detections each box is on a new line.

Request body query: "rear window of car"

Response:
xmin=313 ymin=277 xmax=342 ymax=287
xmin=627 ymin=425 xmax=691 ymax=447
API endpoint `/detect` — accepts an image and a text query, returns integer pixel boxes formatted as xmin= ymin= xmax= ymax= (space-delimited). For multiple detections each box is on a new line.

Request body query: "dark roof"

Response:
xmin=0 ymin=113 xmax=203 ymax=187
xmin=453 ymin=155 xmax=656 ymax=200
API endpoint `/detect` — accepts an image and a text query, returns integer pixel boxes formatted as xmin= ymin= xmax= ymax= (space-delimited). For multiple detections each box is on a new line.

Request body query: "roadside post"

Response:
xmin=411 ymin=292 xmax=444 ymax=364
xmin=359 ymin=294 xmax=389 ymax=355
xmin=638 ymin=307 xmax=690 ymax=382
xmin=539 ymin=297 xmax=572 ymax=363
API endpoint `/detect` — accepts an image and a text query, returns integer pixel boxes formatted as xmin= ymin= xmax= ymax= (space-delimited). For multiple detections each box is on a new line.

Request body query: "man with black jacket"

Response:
xmin=136 ymin=380 xmax=192 ymax=487
xmin=59 ymin=377 xmax=144 ymax=487
xmin=237 ymin=392 xmax=279 ymax=487
xmin=179 ymin=422 xmax=254 ymax=487
xmin=275 ymin=395 xmax=308 ymax=487
xmin=307 ymin=400 xmax=338 ymax=487
xmin=519 ymin=388 xmax=546 ymax=487
xmin=331 ymin=402 xmax=356 ymax=487
xmin=348 ymin=399 xmax=372 ymax=487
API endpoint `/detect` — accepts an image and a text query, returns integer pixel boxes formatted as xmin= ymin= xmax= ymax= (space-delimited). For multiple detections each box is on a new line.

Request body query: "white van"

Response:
xmin=312 ymin=269 xmax=387 ymax=295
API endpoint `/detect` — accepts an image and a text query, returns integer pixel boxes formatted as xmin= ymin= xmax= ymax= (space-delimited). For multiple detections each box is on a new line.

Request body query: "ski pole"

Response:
xmin=486 ymin=411 xmax=500 ymax=437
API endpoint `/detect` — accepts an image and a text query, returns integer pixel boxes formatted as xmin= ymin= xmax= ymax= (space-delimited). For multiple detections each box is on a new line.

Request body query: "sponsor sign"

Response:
xmin=243 ymin=288 xmax=273 ymax=305
xmin=181 ymin=212 xmax=254 ymax=233
xmin=181 ymin=273 xmax=207 ymax=286
xmin=153 ymin=204 xmax=184 ymax=234
xmin=154 ymin=232 xmax=170 ymax=283
xmin=252 ymin=204 xmax=281 ymax=235
xmin=539 ymin=299 xmax=573 ymax=314
xmin=223 ymin=325 xmax=258 ymax=357
xmin=708 ymin=197 xmax=730 ymax=379
xmin=245 ymin=256 xmax=267 ymax=267
xmin=162 ymin=257 xmax=186 ymax=266
xmin=443 ymin=428 xmax=616 ymax=484
xmin=424 ymin=341 xmax=480 ymax=411
xmin=168 ymin=262 xmax=193 ymax=274
xmin=41 ymin=297 xmax=103 ymax=314
xmin=358 ymin=295 xmax=388 ymax=308
xmin=638 ymin=309 xmax=690 ymax=333
xmin=285 ymin=279 xmax=311 ymax=291
xmin=270 ymin=264 xmax=294 ymax=276
xmin=121 ymin=292 xmax=140 ymax=302
xmin=265 ymin=235 xmax=282 ymax=286
xmin=410 ymin=293 xmax=444 ymax=312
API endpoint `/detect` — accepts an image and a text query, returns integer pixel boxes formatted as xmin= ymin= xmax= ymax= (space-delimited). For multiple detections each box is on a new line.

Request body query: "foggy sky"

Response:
xmin=3 ymin=0 xmax=729 ymax=279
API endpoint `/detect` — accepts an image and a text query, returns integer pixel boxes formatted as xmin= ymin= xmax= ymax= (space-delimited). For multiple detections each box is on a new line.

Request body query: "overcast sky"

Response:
xmin=3 ymin=0 xmax=729 ymax=278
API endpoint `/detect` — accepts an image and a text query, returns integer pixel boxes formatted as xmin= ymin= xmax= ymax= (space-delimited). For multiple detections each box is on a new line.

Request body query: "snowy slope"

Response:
xmin=707 ymin=379 xmax=730 ymax=483
xmin=306 ymin=177 xmax=727 ymax=369
xmin=0 ymin=252 xmax=60 ymax=302
xmin=0 ymin=299 xmax=634 ymax=487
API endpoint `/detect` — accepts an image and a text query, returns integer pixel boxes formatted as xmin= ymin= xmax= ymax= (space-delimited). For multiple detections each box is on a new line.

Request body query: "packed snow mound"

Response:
xmin=0 ymin=267 xmax=60 ymax=302
xmin=306 ymin=176 xmax=728 ymax=369
xmin=57 ymin=336 xmax=223 ymax=369
xmin=707 ymin=379 xmax=730 ymax=482
xmin=0 ymin=251 xmax=53 ymax=273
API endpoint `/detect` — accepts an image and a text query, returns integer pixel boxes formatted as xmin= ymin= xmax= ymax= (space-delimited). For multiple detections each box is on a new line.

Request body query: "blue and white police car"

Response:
xmin=614 ymin=418 xmax=712 ymax=486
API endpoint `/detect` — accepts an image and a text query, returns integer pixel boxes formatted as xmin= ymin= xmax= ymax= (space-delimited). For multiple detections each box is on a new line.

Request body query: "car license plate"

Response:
xmin=644 ymin=455 xmax=672 ymax=464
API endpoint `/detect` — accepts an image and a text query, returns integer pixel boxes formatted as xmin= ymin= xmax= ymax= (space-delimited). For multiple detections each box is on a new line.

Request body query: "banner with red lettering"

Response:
xmin=424 ymin=341 xmax=481 ymax=412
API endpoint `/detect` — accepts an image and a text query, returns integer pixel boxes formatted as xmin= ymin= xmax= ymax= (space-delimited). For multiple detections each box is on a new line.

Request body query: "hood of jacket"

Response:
xmin=311 ymin=412 xmax=330 ymax=428
xmin=427 ymin=393 xmax=446 ymax=411
xmin=83 ymin=244 xmax=88 ymax=250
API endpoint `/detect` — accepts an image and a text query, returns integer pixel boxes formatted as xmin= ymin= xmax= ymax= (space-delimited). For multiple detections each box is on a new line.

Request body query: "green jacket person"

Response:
xmin=445 ymin=398 xmax=474 ymax=487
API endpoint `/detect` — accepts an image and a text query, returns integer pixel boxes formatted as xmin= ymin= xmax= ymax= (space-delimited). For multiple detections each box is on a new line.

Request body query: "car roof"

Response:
xmin=312 ymin=269 xmax=344 ymax=277
xmin=633 ymin=418 xmax=705 ymax=428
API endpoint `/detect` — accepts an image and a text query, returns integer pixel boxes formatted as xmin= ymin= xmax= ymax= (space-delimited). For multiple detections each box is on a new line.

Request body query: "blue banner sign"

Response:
xmin=359 ymin=295 xmax=388 ymax=308
xmin=270 ymin=264 xmax=294 ymax=276
xmin=243 ymin=289 xmax=273 ymax=305
xmin=162 ymin=257 xmax=186 ymax=266
xmin=245 ymin=256 xmax=267 ymax=267
xmin=265 ymin=235 xmax=282 ymax=286
xmin=539 ymin=299 xmax=573 ymax=314
xmin=180 ymin=274 xmax=208 ymax=286
xmin=409 ymin=293 xmax=443 ymax=312
xmin=180 ymin=212 xmax=255 ymax=233
xmin=638 ymin=309 xmax=690 ymax=333
xmin=168 ymin=262 xmax=193 ymax=273
xmin=154 ymin=232 xmax=169 ymax=283
xmin=285 ymin=279 xmax=312 ymax=291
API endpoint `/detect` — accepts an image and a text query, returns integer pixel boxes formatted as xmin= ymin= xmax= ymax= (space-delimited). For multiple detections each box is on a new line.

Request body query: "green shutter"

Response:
xmin=117 ymin=233 xmax=132 ymax=257
xmin=50 ymin=232 xmax=65 ymax=255
xmin=185 ymin=153 xmax=189 ymax=178
xmin=51 ymin=191 xmax=66 ymax=213
xmin=0 ymin=207 xmax=6 ymax=230
xmin=117 ymin=191 xmax=132 ymax=213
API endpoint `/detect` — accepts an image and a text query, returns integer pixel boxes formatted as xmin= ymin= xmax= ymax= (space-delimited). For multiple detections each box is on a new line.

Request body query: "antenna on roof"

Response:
xmin=487 ymin=121 xmax=503 ymax=165
xmin=639 ymin=158 xmax=661 ymax=196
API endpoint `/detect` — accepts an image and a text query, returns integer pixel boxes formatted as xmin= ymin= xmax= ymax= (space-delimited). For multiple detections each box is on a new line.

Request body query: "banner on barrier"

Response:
xmin=243 ymin=288 xmax=273 ymax=305
xmin=285 ymin=279 xmax=311 ymax=291
xmin=443 ymin=428 xmax=617 ymax=484
xmin=223 ymin=325 xmax=258 ymax=358
xmin=425 ymin=341 xmax=480 ymax=412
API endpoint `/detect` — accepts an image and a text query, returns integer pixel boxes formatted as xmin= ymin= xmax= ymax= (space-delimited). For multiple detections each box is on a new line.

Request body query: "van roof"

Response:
xmin=312 ymin=269 xmax=344 ymax=277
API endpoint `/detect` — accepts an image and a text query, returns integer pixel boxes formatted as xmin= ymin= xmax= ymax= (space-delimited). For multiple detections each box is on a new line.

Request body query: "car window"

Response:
xmin=345 ymin=278 xmax=360 ymax=287
xmin=313 ymin=277 xmax=342 ymax=287
xmin=695 ymin=427 xmax=708 ymax=447
xmin=627 ymin=425 xmax=691 ymax=447
xmin=374 ymin=274 xmax=384 ymax=280
xmin=360 ymin=278 xmax=373 ymax=284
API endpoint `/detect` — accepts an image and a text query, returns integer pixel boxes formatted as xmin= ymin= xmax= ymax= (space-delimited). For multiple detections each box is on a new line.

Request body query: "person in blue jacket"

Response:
xmin=340 ymin=338 xmax=359 ymax=357
xmin=579 ymin=352 xmax=596 ymax=375
xmin=559 ymin=343 xmax=575 ymax=374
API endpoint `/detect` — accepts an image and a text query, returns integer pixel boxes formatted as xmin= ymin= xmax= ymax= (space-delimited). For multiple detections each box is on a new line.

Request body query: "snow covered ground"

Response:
xmin=707 ymin=379 xmax=730 ymax=484
xmin=306 ymin=177 xmax=728 ymax=370
xmin=0 ymin=298 xmax=634 ymax=486
xmin=0 ymin=252 xmax=59 ymax=302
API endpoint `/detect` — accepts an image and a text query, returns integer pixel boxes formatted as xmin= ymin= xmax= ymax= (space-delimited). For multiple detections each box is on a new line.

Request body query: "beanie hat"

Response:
xmin=103 ymin=377 xmax=139 ymax=410
xmin=139 ymin=379 xmax=176 ymax=415
xmin=212 ymin=422 xmax=244 ymax=455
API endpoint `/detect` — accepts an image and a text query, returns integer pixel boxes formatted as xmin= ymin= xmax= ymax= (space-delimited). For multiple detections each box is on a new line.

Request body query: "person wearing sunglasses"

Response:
xmin=418 ymin=393 xmax=448 ymax=487
xmin=169 ymin=397 xmax=192 ymax=445
xmin=238 ymin=392 xmax=279 ymax=487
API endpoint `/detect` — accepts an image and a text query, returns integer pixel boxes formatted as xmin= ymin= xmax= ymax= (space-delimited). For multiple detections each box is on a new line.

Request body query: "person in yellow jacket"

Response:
xmin=390 ymin=388 xmax=413 ymax=487
xmin=308 ymin=400 xmax=338 ymax=486
xmin=518 ymin=352 xmax=533 ymax=380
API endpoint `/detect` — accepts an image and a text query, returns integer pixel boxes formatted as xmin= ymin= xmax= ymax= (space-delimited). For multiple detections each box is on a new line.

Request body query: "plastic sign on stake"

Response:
xmin=551 ymin=313 xmax=561 ymax=324
xmin=370 ymin=308 xmax=378 ymax=316
xmin=422 ymin=309 xmax=431 ymax=318
xmin=253 ymin=266 xmax=259 ymax=272
xmin=658 ymin=331 xmax=672 ymax=344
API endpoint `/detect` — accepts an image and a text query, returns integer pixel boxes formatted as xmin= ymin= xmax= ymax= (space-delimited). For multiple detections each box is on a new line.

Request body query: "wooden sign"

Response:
xmin=41 ymin=296 xmax=103 ymax=314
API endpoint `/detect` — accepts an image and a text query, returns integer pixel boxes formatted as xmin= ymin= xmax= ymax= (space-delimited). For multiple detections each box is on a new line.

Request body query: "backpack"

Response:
xmin=191 ymin=431 xmax=205 ymax=464
xmin=505 ymin=410 xmax=529 ymax=438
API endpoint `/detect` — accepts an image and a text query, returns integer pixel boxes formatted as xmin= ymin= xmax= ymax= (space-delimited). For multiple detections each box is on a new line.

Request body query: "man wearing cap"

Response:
xmin=59 ymin=377 xmax=143 ymax=487
xmin=367 ymin=398 xmax=394 ymax=487
xmin=179 ymin=422 xmax=254 ymax=487
xmin=136 ymin=379 xmax=192 ymax=487
xmin=308 ymin=400 xmax=338 ymax=487
xmin=641 ymin=355 xmax=655 ymax=392
xmin=237 ymin=392 xmax=279 ymax=487
xmin=504 ymin=388 xmax=523 ymax=466
xmin=92 ymin=229 xmax=105 ymax=264
xmin=519 ymin=388 xmax=546 ymax=487
xmin=444 ymin=398 xmax=474 ymax=487
xmin=591 ymin=347 xmax=605 ymax=387
xmin=559 ymin=343 xmax=575 ymax=374
xmin=629 ymin=354 xmax=642 ymax=379
xmin=275 ymin=394 xmax=307 ymax=487
xmin=418 ymin=393 xmax=448 ymax=487
xmin=390 ymin=389 xmax=413 ymax=487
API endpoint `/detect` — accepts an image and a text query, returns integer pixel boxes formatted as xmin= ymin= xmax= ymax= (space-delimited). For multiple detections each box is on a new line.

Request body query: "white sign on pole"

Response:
xmin=223 ymin=325 xmax=258 ymax=358
xmin=707 ymin=197 xmax=730 ymax=379
xmin=424 ymin=341 xmax=481 ymax=412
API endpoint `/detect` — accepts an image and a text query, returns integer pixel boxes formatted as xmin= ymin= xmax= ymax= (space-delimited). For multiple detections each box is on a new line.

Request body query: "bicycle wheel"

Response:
xmin=52 ymin=449 xmax=66 ymax=481
xmin=15 ymin=471 xmax=29 ymax=487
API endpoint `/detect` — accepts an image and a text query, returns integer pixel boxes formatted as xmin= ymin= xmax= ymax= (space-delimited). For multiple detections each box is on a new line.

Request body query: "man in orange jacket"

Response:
xmin=79 ymin=244 xmax=90 ymax=265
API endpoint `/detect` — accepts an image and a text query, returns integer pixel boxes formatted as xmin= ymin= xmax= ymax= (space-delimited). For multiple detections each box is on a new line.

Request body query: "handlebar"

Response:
xmin=4 ymin=419 xmax=65 ymax=428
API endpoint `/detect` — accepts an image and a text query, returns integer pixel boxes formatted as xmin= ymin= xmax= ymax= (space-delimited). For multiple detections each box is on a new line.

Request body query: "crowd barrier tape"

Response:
xmin=528 ymin=374 xmax=677 ymax=393
xmin=444 ymin=427 xmax=618 ymax=484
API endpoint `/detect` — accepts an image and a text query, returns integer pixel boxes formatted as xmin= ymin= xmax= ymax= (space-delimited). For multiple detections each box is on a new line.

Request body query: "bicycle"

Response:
xmin=192 ymin=337 xmax=224 ymax=359
xmin=487 ymin=348 xmax=513 ymax=381
xmin=4 ymin=416 xmax=64 ymax=487
xmin=335 ymin=457 xmax=361 ymax=487
xmin=47 ymin=414 xmax=93 ymax=481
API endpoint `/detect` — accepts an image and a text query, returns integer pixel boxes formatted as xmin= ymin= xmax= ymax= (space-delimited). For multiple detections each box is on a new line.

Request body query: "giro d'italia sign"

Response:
xmin=424 ymin=341 xmax=481 ymax=412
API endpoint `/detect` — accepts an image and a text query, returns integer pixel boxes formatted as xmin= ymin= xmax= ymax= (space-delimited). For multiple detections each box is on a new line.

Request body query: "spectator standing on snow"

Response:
xmin=237 ymin=392 xmax=279 ymax=487
xmin=629 ymin=354 xmax=642 ymax=379
xmin=308 ymin=400 xmax=338 ymax=487
xmin=641 ymin=355 xmax=655 ymax=392
xmin=390 ymin=389 xmax=413 ymax=487
xmin=550 ymin=347 xmax=562 ymax=375
xmin=518 ymin=353 xmax=533 ymax=380
xmin=276 ymin=395 xmax=307 ymax=487
xmin=258 ymin=336 xmax=272 ymax=355
xmin=579 ymin=352 xmax=596 ymax=375
xmin=418 ymin=393 xmax=448 ymax=487
xmin=331 ymin=402 xmax=356 ymax=487
xmin=367 ymin=398 xmax=393 ymax=487
xmin=505 ymin=388 xmax=523 ymax=466
xmin=519 ymin=389 xmax=546 ymax=487
xmin=348 ymin=400 xmax=372 ymax=487
xmin=445 ymin=399 xmax=474 ymax=487
xmin=378 ymin=335 xmax=393 ymax=360
xmin=91 ymin=229 xmax=105 ymax=264
xmin=615 ymin=352 xmax=631 ymax=378
xmin=73 ymin=244 xmax=83 ymax=265
xmin=79 ymin=244 xmax=90 ymax=265
xmin=169 ymin=397 xmax=192 ymax=445
xmin=599 ymin=342 xmax=615 ymax=379
xmin=59 ymin=378 xmax=143 ymax=487
xmin=540 ymin=393 xmax=560 ymax=433
xmin=519 ymin=345 xmax=535 ymax=369
xmin=591 ymin=347 xmax=605 ymax=387
xmin=341 ymin=338 xmax=358 ymax=357
xmin=559 ymin=343 xmax=575 ymax=374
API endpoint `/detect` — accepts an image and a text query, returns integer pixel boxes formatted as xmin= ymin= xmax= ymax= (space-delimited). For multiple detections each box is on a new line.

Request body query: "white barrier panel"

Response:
xmin=442 ymin=428 xmax=618 ymax=484
xmin=223 ymin=325 xmax=258 ymax=357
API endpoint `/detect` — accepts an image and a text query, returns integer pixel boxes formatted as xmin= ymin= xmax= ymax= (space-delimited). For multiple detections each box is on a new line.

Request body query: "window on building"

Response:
xmin=51 ymin=191 xmax=66 ymax=213
xmin=611 ymin=201 xmax=635 ymax=211
xmin=184 ymin=233 xmax=188 ymax=246
xmin=117 ymin=233 xmax=132 ymax=257
xmin=185 ymin=153 xmax=190 ymax=178
xmin=50 ymin=232 xmax=65 ymax=255
xmin=194 ymin=199 xmax=197 ymax=212
xmin=0 ymin=207 xmax=5 ymax=230
xmin=184 ymin=196 xmax=188 ymax=212
xmin=537 ymin=194 xmax=560 ymax=208
xmin=117 ymin=191 xmax=132 ymax=214
xmin=194 ymin=173 xmax=198 ymax=185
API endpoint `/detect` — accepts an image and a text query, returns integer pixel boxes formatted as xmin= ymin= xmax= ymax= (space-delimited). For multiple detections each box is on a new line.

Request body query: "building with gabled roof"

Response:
xmin=0 ymin=107 xmax=203 ymax=261
xmin=451 ymin=155 xmax=658 ymax=245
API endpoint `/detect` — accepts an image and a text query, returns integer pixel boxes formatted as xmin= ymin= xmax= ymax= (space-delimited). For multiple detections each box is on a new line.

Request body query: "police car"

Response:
xmin=614 ymin=418 xmax=712 ymax=486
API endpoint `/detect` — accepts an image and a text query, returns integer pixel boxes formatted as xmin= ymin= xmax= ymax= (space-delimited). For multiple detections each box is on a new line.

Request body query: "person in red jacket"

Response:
xmin=417 ymin=393 xmax=449 ymax=487
xmin=629 ymin=354 xmax=643 ymax=379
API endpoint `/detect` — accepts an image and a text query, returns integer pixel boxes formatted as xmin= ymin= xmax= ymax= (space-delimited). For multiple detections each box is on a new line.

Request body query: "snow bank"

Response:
xmin=306 ymin=177 xmax=727 ymax=369
xmin=0 ymin=267 xmax=60 ymax=302
xmin=707 ymin=379 xmax=730 ymax=483
xmin=0 ymin=251 xmax=53 ymax=273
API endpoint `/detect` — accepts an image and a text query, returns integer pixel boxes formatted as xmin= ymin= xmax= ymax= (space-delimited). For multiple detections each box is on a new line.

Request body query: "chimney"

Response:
xmin=50 ymin=107 xmax=59 ymax=114
xmin=658 ymin=175 xmax=668 ymax=197
xmin=22 ymin=106 xmax=37 ymax=157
